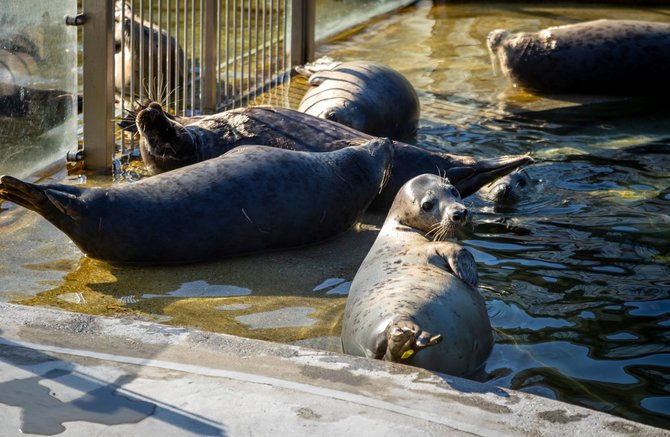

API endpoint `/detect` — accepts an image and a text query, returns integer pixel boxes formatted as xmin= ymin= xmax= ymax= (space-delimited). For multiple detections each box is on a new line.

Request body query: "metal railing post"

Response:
xmin=290 ymin=0 xmax=315 ymax=67
xmin=82 ymin=0 xmax=115 ymax=171
xmin=201 ymin=0 xmax=218 ymax=113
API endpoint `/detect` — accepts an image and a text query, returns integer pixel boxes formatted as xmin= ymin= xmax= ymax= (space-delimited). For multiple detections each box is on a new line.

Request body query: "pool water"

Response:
xmin=1 ymin=0 xmax=669 ymax=430
xmin=308 ymin=0 xmax=670 ymax=428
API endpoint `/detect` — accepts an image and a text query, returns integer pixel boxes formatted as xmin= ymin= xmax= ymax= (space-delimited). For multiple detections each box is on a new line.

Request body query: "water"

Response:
xmin=1 ymin=0 xmax=670 ymax=431
xmin=312 ymin=1 xmax=670 ymax=428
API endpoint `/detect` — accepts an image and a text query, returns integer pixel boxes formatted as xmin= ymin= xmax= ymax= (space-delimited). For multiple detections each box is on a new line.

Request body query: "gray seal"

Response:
xmin=297 ymin=58 xmax=420 ymax=140
xmin=341 ymin=174 xmax=493 ymax=376
xmin=487 ymin=19 xmax=670 ymax=95
xmin=478 ymin=168 xmax=532 ymax=204
xmin=131 ymin=102 xmax=533 ymax=210
xmin=0 ymin=138 xmax=393 ymax=264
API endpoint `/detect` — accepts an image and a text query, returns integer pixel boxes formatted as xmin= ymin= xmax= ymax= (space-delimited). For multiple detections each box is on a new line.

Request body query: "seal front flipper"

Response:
xmin=430 ymin=242 xmax=479 ymax=287
xmin=375 ymin=319 xmax=443 ymax=363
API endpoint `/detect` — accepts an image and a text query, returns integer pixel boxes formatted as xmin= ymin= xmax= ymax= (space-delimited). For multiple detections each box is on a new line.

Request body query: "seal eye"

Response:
xmin=421 ymin=201 xmax=433 ymax=211
xmin=517 ymin=179 xmax=527 ymax=188
xmin=450 ymin=187 xmax=460 ymax=198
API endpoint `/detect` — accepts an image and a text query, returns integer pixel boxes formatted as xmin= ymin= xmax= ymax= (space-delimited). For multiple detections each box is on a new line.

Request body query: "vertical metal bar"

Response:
xmin=282 ymin=0 xmax=288 ymax=80
xmin=241 ymin=0 xmax=246 ymax=105
xmin=232 ymin=0 xmax=237 ymax=104
xmin=247 ymin=0 xmax=252 ymax=102
xmin=269 ymin=0 xmax=274 ymax=85
xmin=130 ymin=0 xmax=136 ymax=149
xmin=166 ymin=0 xmax=171 ymax=110
xmin=190 ymin=0 xmax=196 ymax=113
xmin=149 ymin=0 xmax=154 ymax=98
xmin=216 ymin=0 xmax=221 ymax=110
xmin=202 ymin=0 xmax=217 ymax=113
xmin=261 ymin=0 xmax=266 ymax=90
xmin=83 ymin=0 xmax=115 ymax=171
xmin=254 ymin=0 xmax=259 ymax=98
xmin=225 ymin=0 xmax=230 ymax=104
xmin=158 ymin=0 xmax=163 ymax=101
xmin=139 ymin=0 xmax=145 ymax=102
xmin=290 ymin=0 xmax=314 ymax=67
xmin=182 ymin=0 xmax=188 ymax=115
xmin=120 ymin=1 xmax=126 ymax=154
xmin=174 ymin=0 xmax=180 ymax=114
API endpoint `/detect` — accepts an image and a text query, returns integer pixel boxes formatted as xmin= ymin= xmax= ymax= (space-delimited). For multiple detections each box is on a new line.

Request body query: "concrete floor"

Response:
xmin=0 ymin=302 xmax=667 ymax=437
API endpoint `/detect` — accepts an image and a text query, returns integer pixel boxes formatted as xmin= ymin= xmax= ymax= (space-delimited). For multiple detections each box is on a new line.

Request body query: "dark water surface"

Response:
xmin=1 ymin=0 xmax=670 ymax=431
xmin=313 ymin=1 xmax=670 ymax=429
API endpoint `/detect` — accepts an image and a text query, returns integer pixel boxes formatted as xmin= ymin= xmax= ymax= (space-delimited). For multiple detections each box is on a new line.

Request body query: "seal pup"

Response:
xmin=297 ymin=58 xmax=420 ymax=140
xmin=0 ymin=138 xmax=393 ymax=264
xmin=132 ymin=102 xmax=533 ymax=210
xmin=487 ymin=19 xmax=670 ymax=95
xmin=341 ymin=174 xmax=493 ymax=376
xmin=477 ymin=168 xmax=532 ymax=204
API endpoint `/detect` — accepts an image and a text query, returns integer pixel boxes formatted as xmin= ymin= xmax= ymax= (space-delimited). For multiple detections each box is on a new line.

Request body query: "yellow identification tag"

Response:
xmin=401 ymin=349 xmax=415 ymax=360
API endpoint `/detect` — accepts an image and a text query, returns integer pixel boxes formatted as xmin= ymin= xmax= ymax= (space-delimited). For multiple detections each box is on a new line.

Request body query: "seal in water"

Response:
xmin=477 ymin=168 xmax=532 ymax=204
xmin=0 ymin=138 xmax=393 ymax=264
xmin=131 ymin=102 xmax=533 ymax=210
xmin=341 ymin=174 xmax=492 ymax=376
xmin=296 ymin=58 xmax=420 ymax=140
xmin=487 ymin=19 xmax=670 ymax=95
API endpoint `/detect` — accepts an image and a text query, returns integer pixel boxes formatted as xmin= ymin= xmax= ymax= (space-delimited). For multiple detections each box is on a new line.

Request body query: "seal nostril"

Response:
xmin=452 ymin=209 xmax=468 ymax=222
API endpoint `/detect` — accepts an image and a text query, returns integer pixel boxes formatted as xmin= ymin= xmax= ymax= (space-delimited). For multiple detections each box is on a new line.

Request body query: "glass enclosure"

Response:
xmin=0 ymin=0 xmax=78 ymax=178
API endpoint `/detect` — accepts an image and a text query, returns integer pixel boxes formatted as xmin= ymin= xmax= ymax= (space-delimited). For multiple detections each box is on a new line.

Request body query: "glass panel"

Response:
xmin=0 ymin=0 xmax=78 ymax=178
xmin=314 ymin=0 xmax=415 ymax=41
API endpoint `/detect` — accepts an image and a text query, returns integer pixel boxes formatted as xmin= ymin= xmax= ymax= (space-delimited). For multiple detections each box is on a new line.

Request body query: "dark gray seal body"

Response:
xmin=0 ymin=139 xmax=393 ymax=264
xmin=297 ymin=59 xmax=420 ymax=140
xmin=341 ymin=174 xmax=493 ymax=376
xmin=487 ymin=19 xmax=670 ymax=95
xmin=132 ymin=102 xmax=533 ymax=210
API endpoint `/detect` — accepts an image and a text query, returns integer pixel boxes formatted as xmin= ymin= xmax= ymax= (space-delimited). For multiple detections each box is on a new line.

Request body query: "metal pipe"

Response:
xmin=83 ymin=0 xmax=115 ymax=171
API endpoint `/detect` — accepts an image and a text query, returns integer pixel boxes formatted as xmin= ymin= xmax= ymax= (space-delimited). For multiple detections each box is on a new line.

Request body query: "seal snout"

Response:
xmin=451 ymin=206 xmax=468 ymax=223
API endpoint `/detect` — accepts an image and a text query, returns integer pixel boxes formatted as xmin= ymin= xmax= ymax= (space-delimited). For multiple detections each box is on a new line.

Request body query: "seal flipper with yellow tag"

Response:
xmin=374 ymin=319 xmax=442 ymax=363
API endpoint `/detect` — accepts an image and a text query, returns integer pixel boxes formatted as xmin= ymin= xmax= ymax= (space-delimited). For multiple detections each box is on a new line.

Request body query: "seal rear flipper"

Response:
xmin=380 ymin=319 xmax=442 ymax=363
xmin=0 ymin=176 xmax=84 ymax=222
xmin=0 ymin=175 xmax=49 ymax=211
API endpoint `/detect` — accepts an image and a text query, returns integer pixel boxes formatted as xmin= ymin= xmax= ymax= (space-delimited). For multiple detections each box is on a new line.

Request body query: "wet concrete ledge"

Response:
xmin=0 ymin=302 xmax=667 ymax=437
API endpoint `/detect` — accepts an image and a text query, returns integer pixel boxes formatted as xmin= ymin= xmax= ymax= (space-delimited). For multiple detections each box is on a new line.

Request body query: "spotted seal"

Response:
xmin=487 ymin=19 xmax=670 ymax=95
xmin=478 ymin=168 xmax=532 ymax=204
xmin=131 ymin=102 xmax=533 ymax=210
xmin=0 ymin=138 xmax=393 ymax=264
xmin=341 ymin=174 xmax=493 ymax=376
xmin=296 ymin=58 xmax=420 ymax=140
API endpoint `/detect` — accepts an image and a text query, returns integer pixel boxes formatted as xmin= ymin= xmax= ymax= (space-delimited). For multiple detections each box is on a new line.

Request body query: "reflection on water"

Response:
xmin=1 ymin=0 xmax=670 ymax=431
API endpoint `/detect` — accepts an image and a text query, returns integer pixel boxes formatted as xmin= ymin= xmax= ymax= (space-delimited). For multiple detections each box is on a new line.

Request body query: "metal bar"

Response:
xmin=225 ymin=0 xmax=230 ymax=103
xmin=120 ymin=0 xmax=126 ymax=154
xmin=149 ymin=0 xmax=154 ymax=98
xmin=261 ymin=0 xmax=266 ymax=91
xmin=201 ymin=0 xmax=217 ymax=113
xmin=254 ymin=0 xmax=259 ymax=99
xmin=232 ymin=0 xmax=237 ymax=103
xmin=83 ymin=0 xmax=115 ymax=171
xmin=182 ymin=0 xmax=188 ymax=115
xmin=290 ymin=0 xmax=314 ymax=67
xmin=158 ymin=0 xmax=163 ymax=101
xmin=190 ymin=0 xmax=196 ymax=113
xmin=174 ymin=0 xmax=180 ymax=114
xmin=166 ymin=0 xmax=172 ymax=110
xmin=139 ymin=0 xmax=145 ymax=101
xmin=240 ymin=0 xmax=246 ymax=105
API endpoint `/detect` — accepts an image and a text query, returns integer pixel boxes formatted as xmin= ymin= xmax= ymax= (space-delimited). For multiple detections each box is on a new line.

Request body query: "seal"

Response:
xmin=341 ymin=173 xmax=493 ymax=376
xmin=296 ymin=58 xmax=420 ymax=140
xmin=114 ymin=2 xmax=185 ymax=99
xmin=487 ymin=19 xmax=670 ymax=95
xmin=131 ymin=102 xmax=533 ymax=210
xmin=477 ymin=168 xmax=532 ymax=204
xmin=0 ymin=138 xmax=393 ymax=264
